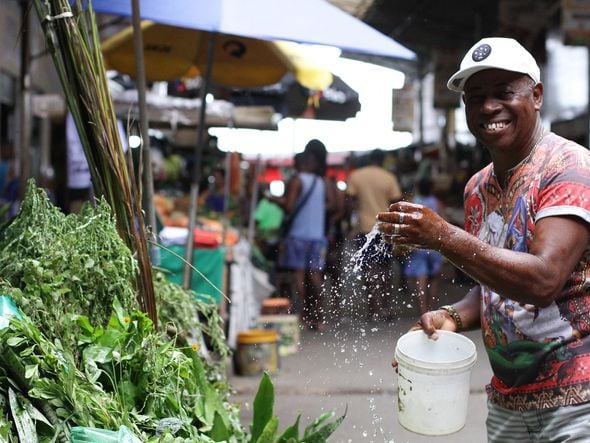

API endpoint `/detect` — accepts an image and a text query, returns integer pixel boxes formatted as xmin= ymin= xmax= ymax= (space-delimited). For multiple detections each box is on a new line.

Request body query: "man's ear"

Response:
xmin=533 ymin=82 xmax=543 ymax=110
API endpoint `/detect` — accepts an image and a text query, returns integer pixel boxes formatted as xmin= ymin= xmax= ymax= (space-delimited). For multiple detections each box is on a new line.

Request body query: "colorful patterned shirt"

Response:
xmin=463 ymin=131 xmax=590 ymax=411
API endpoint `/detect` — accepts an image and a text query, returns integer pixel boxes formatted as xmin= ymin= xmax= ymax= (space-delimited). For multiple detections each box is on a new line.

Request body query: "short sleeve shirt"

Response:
xmin=464 ymin=132 xmax=590 ymax=411
xmin=346 ymin=165 xmax=402 ymax=234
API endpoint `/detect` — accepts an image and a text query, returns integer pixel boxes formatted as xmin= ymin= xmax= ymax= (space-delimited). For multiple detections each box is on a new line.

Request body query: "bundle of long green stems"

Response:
xmin=30 ymin=0 xmax=157 ymax=325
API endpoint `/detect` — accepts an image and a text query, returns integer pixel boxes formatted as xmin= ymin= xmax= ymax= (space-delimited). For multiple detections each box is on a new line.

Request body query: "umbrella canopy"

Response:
xmin=102 ymin=21 xmax=334 ymax=90
xmin=88 ymin=0 xmax=416 ymax=60
xmin=228 ymin=74 xmax=361 ymax=121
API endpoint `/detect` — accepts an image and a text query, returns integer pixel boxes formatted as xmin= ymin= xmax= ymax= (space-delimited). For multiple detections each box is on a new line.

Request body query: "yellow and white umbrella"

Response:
xmin=101 ymin=21 xmax=333 ymax=90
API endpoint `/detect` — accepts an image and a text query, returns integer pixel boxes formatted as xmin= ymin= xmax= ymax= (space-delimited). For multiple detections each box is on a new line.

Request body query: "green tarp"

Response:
xmin=159 ymin=245 xmax=225 ymax=304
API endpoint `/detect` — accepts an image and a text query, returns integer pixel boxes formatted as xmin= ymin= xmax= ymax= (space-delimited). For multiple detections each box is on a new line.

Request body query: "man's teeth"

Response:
xmin=483 ymin=122 xmax=506 ymax=131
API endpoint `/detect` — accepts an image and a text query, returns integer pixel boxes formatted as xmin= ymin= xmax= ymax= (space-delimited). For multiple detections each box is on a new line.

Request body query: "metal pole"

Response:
xmin=131 ymin=0 xmax=159 ymax=265
xmin=39 ymin=116 xmax=51 ymax=184
xmin=222 ymin=151 xmax=231 ymax=235
xmin=131 ymin=0 xmax=160 ymax=266
xmin=183 ymin=32 xmax=217 ymax=289
xmin=247 ymin=155 xmax=262 ymax=245
xmin=17 ymin=1 xmax=31 ymax=200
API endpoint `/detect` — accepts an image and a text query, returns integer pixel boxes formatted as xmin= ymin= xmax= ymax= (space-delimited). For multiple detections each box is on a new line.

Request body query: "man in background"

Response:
xmin=0 ymin=142 xmax=18 ymax=219
xmin=66 ymin=112 xmax=128 ymax=213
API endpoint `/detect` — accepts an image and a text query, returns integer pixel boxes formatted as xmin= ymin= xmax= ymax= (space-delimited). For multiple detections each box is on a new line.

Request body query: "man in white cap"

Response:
xmin=378 ymin=37 xmax=590 ymax=440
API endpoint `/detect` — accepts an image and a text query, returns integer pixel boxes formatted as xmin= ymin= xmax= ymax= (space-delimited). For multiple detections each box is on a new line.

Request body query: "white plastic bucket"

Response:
xmin=394 ymin=330 xmax=477 ymax=436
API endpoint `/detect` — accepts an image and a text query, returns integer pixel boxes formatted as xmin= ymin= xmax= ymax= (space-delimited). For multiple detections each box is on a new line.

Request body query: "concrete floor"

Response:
xmin=228 ymin=265 xmax=494 ymax=443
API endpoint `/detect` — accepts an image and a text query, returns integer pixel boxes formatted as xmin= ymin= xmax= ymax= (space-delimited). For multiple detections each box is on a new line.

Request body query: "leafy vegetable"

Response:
xmin=31 ymin=0 xmax=157 ymax=324
xmin=0 ymin=183 xmax=138 ymax=355
xmin=249 ymin=373 xmax=345 ymax=443
xmin=153 ymin=272 xmax=229 ymax=360
xmin=250 ymin=373 xmax=274 ymax=443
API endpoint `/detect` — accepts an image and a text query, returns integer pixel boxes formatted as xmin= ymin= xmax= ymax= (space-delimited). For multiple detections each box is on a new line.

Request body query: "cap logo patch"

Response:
xmin=472 ymin=44 xmax=491 ymax=62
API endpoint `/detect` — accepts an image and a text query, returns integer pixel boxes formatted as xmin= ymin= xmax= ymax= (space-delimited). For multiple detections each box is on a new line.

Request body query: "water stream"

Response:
xmin=313 ymin=223 xmax=406 ymax=441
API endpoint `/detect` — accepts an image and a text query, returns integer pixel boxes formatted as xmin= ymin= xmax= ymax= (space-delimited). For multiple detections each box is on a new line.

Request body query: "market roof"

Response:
xmin=335 ymin=0 xmax=561 ymax=77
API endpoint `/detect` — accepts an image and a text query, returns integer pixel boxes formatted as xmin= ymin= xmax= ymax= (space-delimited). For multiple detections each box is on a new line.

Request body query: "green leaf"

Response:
xmin=185 ymin=346 xmax=232 ymax=432
xmin=303 ymin=411 xmax=334 ymax=438
xmin=25 ymin=402 xmax=53 ymax=429
xmin=6 ymin=337 xmax=26 ymax=347
xmin=95 ymin=329 xmax=124 ymax=348
xmin=74 ymin=315 xmax=94 ymax=335
xmin=8 ymin=388 xmax=38 ymax=443
xmin=82 ymin=345 xmax=112 ymax=364
xmin=47 ymin=398 xmax=64 ymax=408
xmin=276 ymin=414 xmax=300 ymax=443
xmin=250 ymin=372 xmax=274 ymax=443
xmin=302 ymin=407 xmax=347 ymax=443
xmin=118 ymin=380 xmax=138 ymax=410
xmin=55 ymin=407 xmax=68 ymax=419
xmin=18 ymin=346 xmax=35 ymax=357
xmin=112 ymin=298 xmax=130 ymax=330
xmin=209 ymin=411 xmax=230 ymax=442
xmin=24 ymin=365 xmax=39 ymax=380
xmin=255 ymin=416 xmax=278 ymax=443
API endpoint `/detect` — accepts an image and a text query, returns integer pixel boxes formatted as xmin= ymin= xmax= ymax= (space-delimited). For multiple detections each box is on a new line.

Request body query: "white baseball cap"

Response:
xmin=447 ymin=37 xmax=540 ymax=92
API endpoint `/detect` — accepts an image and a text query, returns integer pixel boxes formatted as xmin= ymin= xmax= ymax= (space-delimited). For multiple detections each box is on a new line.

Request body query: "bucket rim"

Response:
xmin=394 ymin=330 xmax=477 ymax=370
xmin=238 ymin=329 xmax=279 ymax=344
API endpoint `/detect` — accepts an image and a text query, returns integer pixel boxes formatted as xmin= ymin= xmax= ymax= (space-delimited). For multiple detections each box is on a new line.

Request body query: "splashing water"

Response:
xmin=350 ymin=223 xmax=394 ymax=274
xmin=295 ymin=220 xmax=414 ymax=442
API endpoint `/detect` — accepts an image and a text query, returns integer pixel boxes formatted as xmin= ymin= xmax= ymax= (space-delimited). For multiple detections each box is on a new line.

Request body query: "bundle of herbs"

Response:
xmin=0 ymin=184 xmax=242 ymax=441
xmin=31 ymin=0 xmax=157 ymax=324
xmin=153 ymin=272 xmax=231 ymax=387
xmin=0 ymin=303 xmax=243 ymax=441
xmin=0 ymin=181 xmax=138 ymax=354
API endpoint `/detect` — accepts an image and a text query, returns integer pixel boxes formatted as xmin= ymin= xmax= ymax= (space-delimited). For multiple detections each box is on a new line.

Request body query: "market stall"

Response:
xmin=157 ymin=224 xmax=227 ymax=305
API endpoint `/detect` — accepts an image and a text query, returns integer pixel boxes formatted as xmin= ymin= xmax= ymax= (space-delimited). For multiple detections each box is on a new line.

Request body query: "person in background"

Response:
xmin=66 ymin=112 xmax=128 ymax=213
xmin=303 ymin=139 xmax=339 ymax=238
xmin=270 ymin=150 xmax=328 ymax=330
xmin=254 ymin=183 xmax=284 ymax=262
xmin=0 ymin=142 xmax=18 ymax=219
xmin=346 ymin=148 xmax=403 ymax=321
xmin=378 ymin=37 xmax=590 ymax=441
xmin=402 ymin=176 xmax=446 ymax=314
xmin=203 ymin=168 xmax=230 ymax=214
xmin=303 ymin=139 xmax=344 ymax=320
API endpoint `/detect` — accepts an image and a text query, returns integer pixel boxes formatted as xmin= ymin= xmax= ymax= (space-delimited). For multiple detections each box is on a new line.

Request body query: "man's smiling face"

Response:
xmin=463 ymin=69 xmax=543 ymax=158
